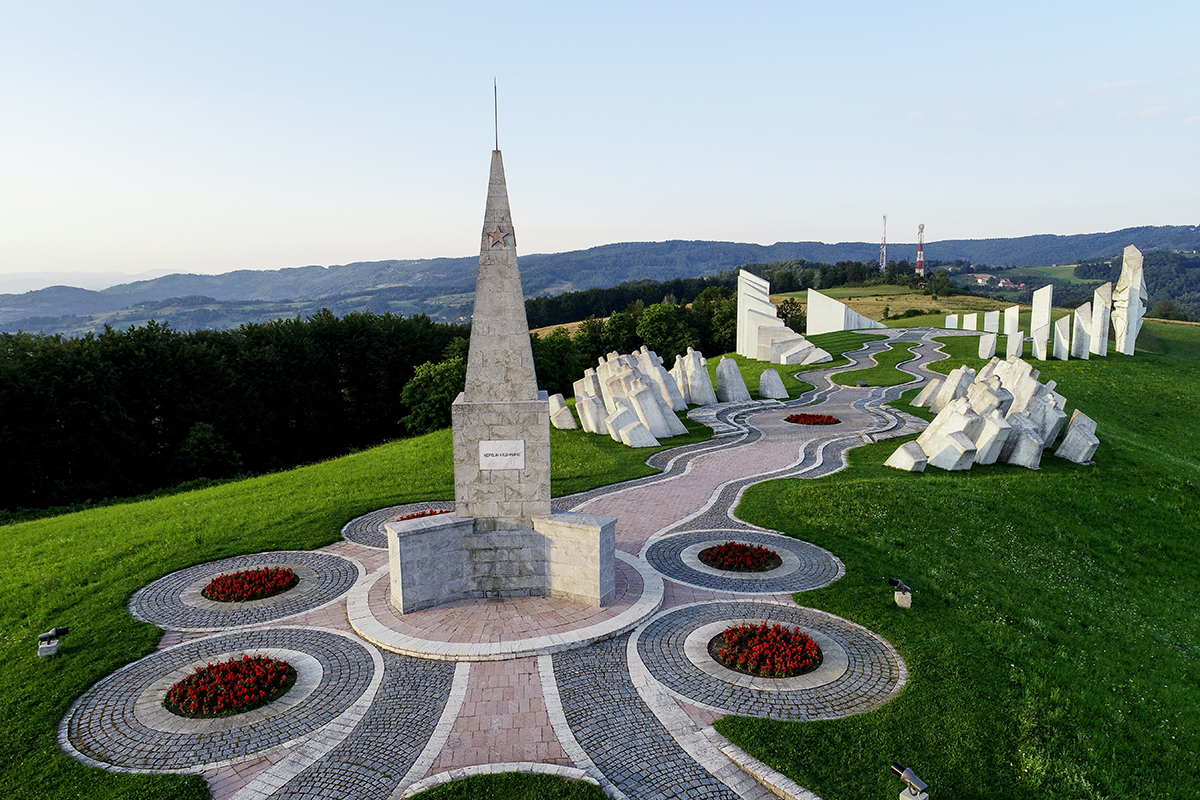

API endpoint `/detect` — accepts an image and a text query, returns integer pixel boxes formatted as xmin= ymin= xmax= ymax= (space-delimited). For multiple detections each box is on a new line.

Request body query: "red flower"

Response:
xmin=712 ymin=621 xmax=822 ymax=678
xmin=202 ymin=567 xmax=299 ymax=602
xmin=785 ymin=413 xmax=840 ymax=425
xmin=698 ymin=542 xmax=781 ymax=573
xmin=396 ymin=508 xmax=453 ymax=522
xmin=164 ymin=654 xmax=296 ymax=718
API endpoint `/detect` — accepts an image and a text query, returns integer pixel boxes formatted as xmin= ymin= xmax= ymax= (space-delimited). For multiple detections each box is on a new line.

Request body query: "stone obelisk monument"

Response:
xmin=385 ymin=147 xmax=614 ymax=613
xmin=451 ymin=150 xmax=552 ymax=530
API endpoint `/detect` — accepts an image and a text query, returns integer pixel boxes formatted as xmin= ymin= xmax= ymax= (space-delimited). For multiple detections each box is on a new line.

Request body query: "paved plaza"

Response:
xmin=60 ymin=330 xmax=957 ymax=800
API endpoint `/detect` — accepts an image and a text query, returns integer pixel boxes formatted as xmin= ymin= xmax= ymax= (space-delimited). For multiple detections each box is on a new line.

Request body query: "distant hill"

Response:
xmin=3 ymin=225 xmax=1197 ymax=335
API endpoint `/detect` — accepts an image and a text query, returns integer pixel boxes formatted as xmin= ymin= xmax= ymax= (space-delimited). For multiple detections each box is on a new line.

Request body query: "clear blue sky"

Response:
xmin=1 ymin=1 xmax=1197 ymax=286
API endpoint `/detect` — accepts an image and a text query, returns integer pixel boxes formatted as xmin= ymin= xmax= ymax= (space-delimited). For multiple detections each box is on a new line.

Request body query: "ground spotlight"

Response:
xmin=888 ymin=577 xmax=912 ymax=608
xmin=890 ymin=762 xmax=928 ymax=799
xmin=38 ymin=626 xmax=68 ymax=658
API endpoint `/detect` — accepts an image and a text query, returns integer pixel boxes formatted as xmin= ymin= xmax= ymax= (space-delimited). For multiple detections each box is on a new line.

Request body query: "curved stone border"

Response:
xmin=645 ymin=530 xmax=843 ymax=594
xmin=683 ymin=619 xmax=848 ymax=691
xmin=341 ymin=501 xmax=455 ymax=548
xmin=399 ymin=762 xmax=599 ymax=798
xmin=129 ymin=551 xmax=361 ymax=632
xmin=59 ymin=628 xmax=380 ymax=773
xmin=347 ymin=551 xmax=664 ymax=661
xmin=680 ymin=541 xmax=803 ymax=580
xmin=632 ymin=601 xmax=907 ymax=720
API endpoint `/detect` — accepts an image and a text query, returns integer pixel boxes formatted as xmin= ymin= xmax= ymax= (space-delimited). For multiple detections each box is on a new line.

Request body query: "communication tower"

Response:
xmin=879 ymin=215 xmax=887 ymax=272
xmin=915 ymin=223 xmax=926 ymax=277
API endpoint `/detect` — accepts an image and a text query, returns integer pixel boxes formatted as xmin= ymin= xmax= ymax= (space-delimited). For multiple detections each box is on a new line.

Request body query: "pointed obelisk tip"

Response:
xmin=493 ymin=78 xmax=499 ymax=151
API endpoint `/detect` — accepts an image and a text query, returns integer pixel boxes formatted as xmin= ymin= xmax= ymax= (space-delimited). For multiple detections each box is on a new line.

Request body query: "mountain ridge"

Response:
xmin=3 ymin=225 xmax=1197 ymax=335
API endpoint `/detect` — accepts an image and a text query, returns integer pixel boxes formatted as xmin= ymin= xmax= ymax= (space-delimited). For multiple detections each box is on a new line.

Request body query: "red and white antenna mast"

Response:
xmin=915 ymin=223 xmax=926 ymax=277
xmin=879 ymin=215 xmax=887 ymax=272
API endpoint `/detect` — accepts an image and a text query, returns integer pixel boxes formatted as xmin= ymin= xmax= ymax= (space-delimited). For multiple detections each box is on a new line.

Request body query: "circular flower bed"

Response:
xmin=698 ymin=541 xmax=782 ymax=572
xmin=202 ymin=567 xmax=299 ymax=602
xmin=396 ymin=508 xmax=453 ymax=522
xmin=164 ymin=654 xmax=297 ymax=718
xmin=785 ymin=413 xmax=840 ymax=425
xmin=709 ymin=621 xmax=822 ymax=678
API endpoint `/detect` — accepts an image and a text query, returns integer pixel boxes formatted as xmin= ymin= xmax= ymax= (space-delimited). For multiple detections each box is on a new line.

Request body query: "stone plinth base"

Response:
xmin=386 ymin=511 xmax=616 ymax=614
xmin=451 ymin=395 xmax=551 ymax=528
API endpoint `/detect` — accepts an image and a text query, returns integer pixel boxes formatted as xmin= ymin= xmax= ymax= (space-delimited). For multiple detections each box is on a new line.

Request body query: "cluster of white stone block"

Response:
xmin=558 ymin=346 xmax=708 ymax=448
xmin=886 ymin=355 xmax=1099 ymax=472
xmin=735 ymin=270 xmax=834 ymax=365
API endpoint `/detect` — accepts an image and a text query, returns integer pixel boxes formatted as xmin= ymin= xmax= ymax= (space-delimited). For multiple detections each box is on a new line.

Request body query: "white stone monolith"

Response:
xmin=715 ymin=357 xmax=752 ymax=403
xmin=1071 ymin=302 xmax=1092 ymax=360
xmin=884 ymin=441 xmax=928 ymax=472
xmin=757 ymin=369 xmax=788 ymax=400
xmin=604 ymin=401 xmax=640 ymax=442
xmin=983 ymin=310 xmax=1001 ymax=333
xmin=682 ymin=348 xmax=718 ymax=406
xmin=978 ymin=333 xmax=997 ymax=359
xmin=737 ymin=270 xmax=799 ymax=361
xmin=962 ymin=313 xmax=979 ymax=331
xmin=1090 ymin=282 xmax=1112 ymax=357
xmin=929 ymin=366 xmax=976 ymax=414
xmin=1055 ymin=410 xmax=1099 ymax=464
xmin=998 ymin=413 xmax=1045 ymax=469
xmin=1112 ymin=246 xmax=1147 ymax=355
xmin=636 ymin=347 xmax=687 ymax=412
xmin=1004 ymin=306 xmax=1023 ymax=358
xmin=973 ymin=410 xmax=1012 ymax=465
xmin=945 ymin=314 xmax=959 ymax=329
xmin=549 ymin=394 xmax=578 ymax=430
xmin=619 ymin=420 xmax=660 ymax=448
xmin=575 ymin=393 xmax=606 ymax=434
xmin=1030 ymin=285 xmax=1053 ymax=360
xmin=911 ymin=378 xmax=943 ymax=409
xmin=1053 ymin=316 xmax=1071 ymax=360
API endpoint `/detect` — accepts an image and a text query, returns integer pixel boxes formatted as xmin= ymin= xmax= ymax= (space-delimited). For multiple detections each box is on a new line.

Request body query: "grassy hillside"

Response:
xmin=0 ymin=420 xmax=708 ymax=800
xmin=718 ymin=324 xmax=1200 ymax=800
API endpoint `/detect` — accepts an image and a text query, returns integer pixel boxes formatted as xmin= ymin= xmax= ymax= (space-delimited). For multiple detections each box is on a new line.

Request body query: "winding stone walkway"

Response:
xmin=60 ymin=329 xmax=960 ymax=799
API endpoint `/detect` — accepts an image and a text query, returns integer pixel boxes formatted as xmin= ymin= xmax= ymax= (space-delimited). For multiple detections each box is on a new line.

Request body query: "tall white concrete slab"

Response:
xmin=983 ymin=310 xmax=1001 ymax=333
xmin=945 ymin=314 xmax=959 ymax=329
xmin=1004 ymin=306 xmax=1023 ymax=358
xmin=1090 ymin=282 xmax=1112 ymax=357
xmin=737 ymin=270 xmax=796 ymax=361
xmin=1071 ymin=302 xmax=1092 ymax=360
xmin=1030 ymin=285 xmax=1053 ymax=360
xmin=962 ymin=313 xmax=979 ymax=331
xmin=1053 ymin=315 xmax=1071 ymax=361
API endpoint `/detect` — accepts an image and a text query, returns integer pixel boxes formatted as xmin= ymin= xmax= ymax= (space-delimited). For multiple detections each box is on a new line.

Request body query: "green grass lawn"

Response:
xmin=0 ymin=418 xmax=709 ymax=800
xmin=831 ymin=342 xmax=920 ymax=387
xmin=717 ymin=330 xmax=1200 ymax=800
xmin=410 ymin=772 xmax=606 ymax=800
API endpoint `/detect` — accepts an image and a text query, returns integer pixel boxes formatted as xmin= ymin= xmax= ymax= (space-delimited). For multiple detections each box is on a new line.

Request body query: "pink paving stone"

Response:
xmin=427 ymin=657 xmax=570 ymax=773
xmin=203 ymin=749 xmax=290 ymax=800
xmin=575 ymin=405 xmax=879 ymax=552
xmin=364 ymin=558 xmax=643 ymax=644
xmin=659 ymin=578 xmax=794 ymax=611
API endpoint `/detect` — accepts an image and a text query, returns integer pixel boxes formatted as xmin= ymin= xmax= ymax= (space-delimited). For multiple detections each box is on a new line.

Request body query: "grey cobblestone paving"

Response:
xmin=645 ymin=530 xmax=842 ymax=593
xmin=62 ymin=628 xmax=376 ymax=772
xmin=341 ymin=502 xmax=456 ymax=549
xmin=554 ymin=634 xmax=740 ymax=800
xmin=635 ymin=602 xmax=905 ymax=720
xmin=271 ymin=652 xmax=456 ymax=799
xmin=129 ymin=551 xmax=360 ymax=631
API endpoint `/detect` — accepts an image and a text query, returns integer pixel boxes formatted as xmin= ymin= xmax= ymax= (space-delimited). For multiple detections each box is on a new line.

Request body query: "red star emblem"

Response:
xmin=487 ymin=226 xmax=510 ymax=247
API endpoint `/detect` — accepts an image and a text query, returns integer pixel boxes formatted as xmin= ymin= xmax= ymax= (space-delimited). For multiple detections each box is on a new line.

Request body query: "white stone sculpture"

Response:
xmin=978 ymin=332 xmax=997 ymax=359
xmin=1055 ymin=410 xmax=1099 ymax=464
xmin=618 ymin=420 xmax=659 ymax=448
xmin=757 ymin=369 xmax=788 ymax=400
xmin=1071 ymin=302 xmax=1091 ymax=360
xmin=983 ymin=310 xmax=1001 ymax=333
xmin=1004 ymin=306 xmax=1023 ymax=358
xmin=962 ymin=313 xmax=979 ymax=331
xmin=715 ymin=356 xmax=752 ymax=402
xmin=1030 ymin=285 xmax=1053 ymax=360
xmin=886 ymin=355 xmax=1093 ymax=474
xmin=548 ymin=393 xmax=578 ymax=430
xmin=737 ymin=270 xmax=799 ymax=361
xmin=1112 ymin=245 xmax=1148 ymax=355
xmin=679 ymin=347 xmax=718 ymax=406
xmin=1053 ymin=316 xmax=1070 ymax=361
xmin=884 ymin=441 xmax=927 ymax=472
xmin=945 ymin=314 xmax=959 ymax=329
xmin=806 ymin=289 xmax=887 ymax=335
xmin=1090 ymin=282 xmax=1112 ymax=357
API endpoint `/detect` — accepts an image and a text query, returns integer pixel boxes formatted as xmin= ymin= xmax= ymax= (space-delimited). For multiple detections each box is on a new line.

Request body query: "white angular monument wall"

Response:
xmin=737 ymin=270 xmax=794 ymax=360
xmin=806 ymin=289 xmax=888 ymax=335
xmin=1030 ymin=285 xmax=1053 ymax=360
xmin=1091 ymin=282 xmax=1112 ymax=357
